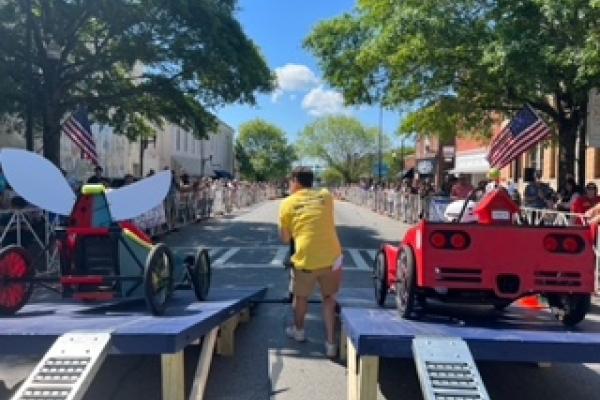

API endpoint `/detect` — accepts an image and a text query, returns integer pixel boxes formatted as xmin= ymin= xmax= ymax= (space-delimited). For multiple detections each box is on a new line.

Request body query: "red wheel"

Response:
xmin=0 ymin=245 xmax=33 ymax=315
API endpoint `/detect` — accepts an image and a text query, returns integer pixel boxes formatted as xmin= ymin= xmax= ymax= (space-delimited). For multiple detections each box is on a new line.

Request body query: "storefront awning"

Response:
xmin=448 ymin=153 xmax=490 ymax=174
xmin=171 ymin=155 xmax=203 ymax=176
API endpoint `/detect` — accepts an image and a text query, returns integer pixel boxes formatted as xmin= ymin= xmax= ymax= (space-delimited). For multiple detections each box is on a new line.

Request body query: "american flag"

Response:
xmin=62 ymin=108 xmax=98 ymax=165
xmin=487 ymin=105 xmax=551 ymax=169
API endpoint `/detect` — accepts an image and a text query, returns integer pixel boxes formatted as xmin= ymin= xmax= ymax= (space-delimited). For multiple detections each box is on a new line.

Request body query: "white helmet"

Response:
xmin=444 ymin=200 xmax=478 ymax=223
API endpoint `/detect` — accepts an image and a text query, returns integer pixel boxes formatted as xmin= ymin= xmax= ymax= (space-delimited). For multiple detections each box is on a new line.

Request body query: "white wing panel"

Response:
xmin=0 ymin=149 xmax=75 ymax=215
xmin=106 ymin=170 xmax=172 ymax=221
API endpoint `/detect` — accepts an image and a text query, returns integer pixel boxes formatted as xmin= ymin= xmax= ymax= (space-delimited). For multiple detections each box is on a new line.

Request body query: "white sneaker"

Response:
xmin=325 ymin=342 xmax=337 ymax=358
xmin=285 ymin=326 xmax=306 ymax=342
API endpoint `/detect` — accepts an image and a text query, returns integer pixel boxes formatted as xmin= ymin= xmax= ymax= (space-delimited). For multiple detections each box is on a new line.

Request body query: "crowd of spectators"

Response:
xmin=344 ymin=169 xmax=600 ymax=222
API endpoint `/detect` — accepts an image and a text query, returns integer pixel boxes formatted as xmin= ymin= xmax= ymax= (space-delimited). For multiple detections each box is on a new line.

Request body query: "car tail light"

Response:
xmin=543 ymin=236 xmax=559 ymax=252
xmin=543 ymin=234 xmax=584 ymax=254
xmin=562 ymin=237 xmax=580 ymax=253
xmin=430 ymin=232 xmax=447 ymax=248
xmin=430 ymin=231 xmax=470 ymax=250
xmin=450 ymin=233 xmax=468 ymax=249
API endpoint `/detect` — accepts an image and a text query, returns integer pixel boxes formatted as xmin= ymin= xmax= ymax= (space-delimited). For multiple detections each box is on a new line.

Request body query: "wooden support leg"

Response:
xmin=189 ymin=328 xmax=219 ymax=400
xmin=216 ymin=315 xmax=239 ymax=356
xmin=161 ymin=351 xmax=185 ymax=400
xmin=348 ymin=337 xmax=358 ymax=400
xmin=347 ymin=337 xmax=378 ymax=400
xmin=239 ymin=308 xmax=250 ymax=323
xmin=340 ymin=326 xmax=347 ymax=362
xmin=537 ymin=362 xmax=552 ymax=368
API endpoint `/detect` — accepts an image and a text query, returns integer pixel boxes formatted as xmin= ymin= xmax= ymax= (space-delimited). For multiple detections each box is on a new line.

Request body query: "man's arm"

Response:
xmin=279 ymin=199 xmax=292 ymax=244
xmin=280 ymin=227 xmax=292 ymax=244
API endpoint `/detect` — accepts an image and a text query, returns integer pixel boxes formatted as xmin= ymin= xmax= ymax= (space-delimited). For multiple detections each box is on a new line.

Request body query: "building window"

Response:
xmin=176 ymin=129 xmax=181 ymax=151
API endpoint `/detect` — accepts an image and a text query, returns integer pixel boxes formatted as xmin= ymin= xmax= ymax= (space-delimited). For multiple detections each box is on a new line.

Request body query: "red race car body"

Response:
xmin=374 ymin=189 xmax=597 ymax=326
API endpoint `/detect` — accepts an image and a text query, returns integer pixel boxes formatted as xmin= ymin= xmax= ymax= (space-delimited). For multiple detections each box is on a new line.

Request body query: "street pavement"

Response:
xmin=1 ymin=199 xmax=600 ymax=399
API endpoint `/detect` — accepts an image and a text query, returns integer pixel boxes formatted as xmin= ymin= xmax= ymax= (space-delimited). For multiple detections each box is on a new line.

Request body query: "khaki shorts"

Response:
xmin=291 ymin=267 xmax=342 ymax=298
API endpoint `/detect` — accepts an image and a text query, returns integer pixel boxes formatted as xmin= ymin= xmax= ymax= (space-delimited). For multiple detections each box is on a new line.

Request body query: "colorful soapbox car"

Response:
xmin=0 ymin=149 xmax=210 ymax=316
xmin=373 ymin=189 xmax=596 ymax=326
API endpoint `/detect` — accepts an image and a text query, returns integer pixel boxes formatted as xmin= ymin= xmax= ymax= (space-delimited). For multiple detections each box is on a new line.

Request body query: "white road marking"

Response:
xmin=270 ymin=246 xmax=288 ymax=266
xmin=348 ymin=249 xmax=370 ymax=271
xmin=171 ymin=245 xmax=379 ymax=270
xmin=212 ymin=247 xmax=240 ymax=266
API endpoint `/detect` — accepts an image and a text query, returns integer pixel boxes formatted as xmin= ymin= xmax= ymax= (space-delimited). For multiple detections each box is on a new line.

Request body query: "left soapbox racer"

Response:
xmin=373 ymin=188 xmax=596 ymax=327
xmin=0 ymin=149 xmax=210 ymax=316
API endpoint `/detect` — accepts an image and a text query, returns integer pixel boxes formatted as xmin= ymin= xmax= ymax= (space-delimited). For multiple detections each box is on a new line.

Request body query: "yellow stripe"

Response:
xmin=123 ymin=228 xmax=153 ymax=249
xmin=81 ymin=184 xmax=105 ymax=195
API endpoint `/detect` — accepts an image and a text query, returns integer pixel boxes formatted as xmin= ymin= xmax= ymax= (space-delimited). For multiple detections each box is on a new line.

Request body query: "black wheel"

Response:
xmin=395 ymin=244 xmax=417 ymax=318
xmin=189 ymin=248 xmax=211 ymax=301
xmin=144 ymin=244 xmax=174 ymax=316
xmin=373 ymin=249 xmax=388 ymax=307
xmin=548 ymin=294 xmax=591 ymax=327
xmin=0 ymin=245 xmax=34 ymax=316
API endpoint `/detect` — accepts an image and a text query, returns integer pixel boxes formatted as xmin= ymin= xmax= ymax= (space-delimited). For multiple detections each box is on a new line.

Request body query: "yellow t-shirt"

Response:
xmin=279 ymin=188 xmax=342 ymax=270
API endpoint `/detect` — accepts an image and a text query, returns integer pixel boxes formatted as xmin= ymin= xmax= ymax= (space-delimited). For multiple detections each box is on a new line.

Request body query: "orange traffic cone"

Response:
xmin=516 ymin=295 xmax=546 ymax=310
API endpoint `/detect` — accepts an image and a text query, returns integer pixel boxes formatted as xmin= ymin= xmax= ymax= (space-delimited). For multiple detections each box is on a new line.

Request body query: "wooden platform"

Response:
xmin=0 ymin=287 xmax=266 ymax=400
xmin=341 ymin=303 xmax=600 ymax=400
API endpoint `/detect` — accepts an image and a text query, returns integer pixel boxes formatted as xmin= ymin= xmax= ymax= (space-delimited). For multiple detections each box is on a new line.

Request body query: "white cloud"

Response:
xmin=301 ymin=86 xmax=350 ymax=117
xmin=272 ymin=64 xmax=319 ymax=102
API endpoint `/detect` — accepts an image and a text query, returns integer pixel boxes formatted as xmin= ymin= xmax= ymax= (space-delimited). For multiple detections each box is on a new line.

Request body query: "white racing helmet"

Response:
xmin=444 ymin=200 xmax=478 ymax=223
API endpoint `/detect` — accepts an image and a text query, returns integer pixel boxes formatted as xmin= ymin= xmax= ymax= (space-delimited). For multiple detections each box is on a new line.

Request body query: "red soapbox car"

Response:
xmin=373 ymin=189 xmax=597 ymax=326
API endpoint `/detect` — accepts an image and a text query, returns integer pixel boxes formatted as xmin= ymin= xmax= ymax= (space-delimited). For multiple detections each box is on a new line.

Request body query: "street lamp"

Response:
xmin=25 ymin=0 xmax=34 ymax=151
xmin=378 ymin=105 xmax=383 ymax=183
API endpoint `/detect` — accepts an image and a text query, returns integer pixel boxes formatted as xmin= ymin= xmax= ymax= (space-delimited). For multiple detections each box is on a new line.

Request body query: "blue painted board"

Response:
xmin=0 ymin=287 xmax=266 ymax=355
xmin=342 ymin=304 xmax=600 ymax=363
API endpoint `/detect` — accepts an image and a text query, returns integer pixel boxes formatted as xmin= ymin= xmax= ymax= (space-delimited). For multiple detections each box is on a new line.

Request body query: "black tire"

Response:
xmin=189 ymin=248 xmax=211 ymax=301
xmin=143 ymin=244 xmax=174 ymax=316
xmin=395 ymin=244 xmax=417 ymax=318
xmin=373 ymin=250 xmax=388 ymax=307
xmin=549 ymin=294 xmax=591 ymax=327
xmin=0 ymin=245 xmax=34 ymax=316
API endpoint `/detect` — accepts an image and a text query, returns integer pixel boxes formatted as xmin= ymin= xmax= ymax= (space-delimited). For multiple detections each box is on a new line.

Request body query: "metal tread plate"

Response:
xmin=412 ymin=336 xmax=490 ymax=400
xmin=12 ymin=332 xmax=111 ymax=400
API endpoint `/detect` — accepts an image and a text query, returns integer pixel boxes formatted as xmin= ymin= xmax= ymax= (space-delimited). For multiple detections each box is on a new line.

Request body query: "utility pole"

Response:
xmin=378 ymin=105 xmax=383 ymax=183
xmin=400 ymin=137 xmax=405 ymax=171
xmin=25 ymin=0 xmax=34 ymax=151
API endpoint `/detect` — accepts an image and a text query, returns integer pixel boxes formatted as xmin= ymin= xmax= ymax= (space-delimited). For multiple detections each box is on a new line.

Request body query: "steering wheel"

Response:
xmin=456 ymin=190 xmax=477 ymax=223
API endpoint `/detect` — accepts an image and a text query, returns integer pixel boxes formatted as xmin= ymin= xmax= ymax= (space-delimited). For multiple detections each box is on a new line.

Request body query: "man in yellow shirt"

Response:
xmin=279 ymin=166 xmax=342 ymax=357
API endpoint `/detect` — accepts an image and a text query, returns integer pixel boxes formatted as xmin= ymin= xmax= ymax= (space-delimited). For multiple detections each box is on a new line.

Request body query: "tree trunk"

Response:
xmin=42 ymin=106 xmax=61 ymax=168
xmin=557 ymin=119 xmax=578 ymax=190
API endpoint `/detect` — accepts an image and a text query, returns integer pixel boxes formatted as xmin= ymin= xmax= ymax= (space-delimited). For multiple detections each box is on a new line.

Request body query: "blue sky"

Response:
xmin=215 ymin=0 xmax=402 ymax=145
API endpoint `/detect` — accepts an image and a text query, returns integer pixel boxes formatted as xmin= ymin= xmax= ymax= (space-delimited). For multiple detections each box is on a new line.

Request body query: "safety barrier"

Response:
xmin=337 ymin=187 xmax=426 ymax=224
xmin=139 ymin=184 xmax=276 ymax=237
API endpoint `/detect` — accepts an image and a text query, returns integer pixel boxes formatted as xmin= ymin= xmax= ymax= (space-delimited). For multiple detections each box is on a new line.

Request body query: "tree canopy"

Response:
xmin=305 ymin=0 xmax=600 ymax=184
xmin=235 ymin=119 xmax=296 ymax=182
xmin=0 ymin=0 xmax=273 ymax=166
xmin=296 ymin=115 xmax=388 ymax=183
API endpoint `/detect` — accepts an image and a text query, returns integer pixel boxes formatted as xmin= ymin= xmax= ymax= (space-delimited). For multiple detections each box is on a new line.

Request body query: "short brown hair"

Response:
xmin=291 ymin=166 xmax=314 ymax=188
